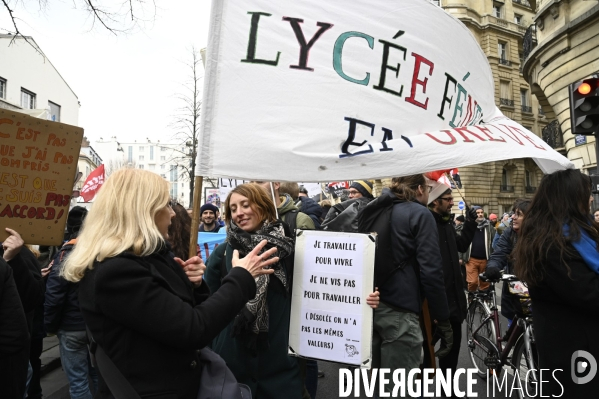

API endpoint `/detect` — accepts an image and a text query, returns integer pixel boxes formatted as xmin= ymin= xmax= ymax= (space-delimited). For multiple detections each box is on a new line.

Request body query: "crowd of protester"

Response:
xmin=1 ymin=168 xmax=598 ymax=398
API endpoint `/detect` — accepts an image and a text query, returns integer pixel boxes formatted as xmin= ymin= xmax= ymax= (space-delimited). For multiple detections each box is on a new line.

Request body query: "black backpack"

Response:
xmin=357 ymin=193 xmax=413 ymax=288
xmin=321 ymin=197 xmax=372 ymax=232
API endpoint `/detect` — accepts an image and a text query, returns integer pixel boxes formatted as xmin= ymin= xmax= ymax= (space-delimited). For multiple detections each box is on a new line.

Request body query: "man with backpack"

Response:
xmin=358 ymin=174 xmax=452 ymax=392
xmin=279 ymin=182 xmax=322 ymax=229
xmin=253 ymin=182 xmax=315 ymax=231
xmin=321 ymin=180 xmax=375 ymax=232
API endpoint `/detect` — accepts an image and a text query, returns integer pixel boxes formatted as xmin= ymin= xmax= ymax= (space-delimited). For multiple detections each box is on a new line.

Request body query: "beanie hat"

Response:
xmin=200 ymin=203 xmax=219 ymax=215
xmin=66 ymin=206 xmax=88 ymax=236
xmin=489 ymin=213 xmax=498 ymax=221
xmin=350 ymin=180 xmax=374 ymax=199
xmin=427 ymin=179 xmax=451 ymax=205
xmin=455 ymin=215 xmax=465 ymax=223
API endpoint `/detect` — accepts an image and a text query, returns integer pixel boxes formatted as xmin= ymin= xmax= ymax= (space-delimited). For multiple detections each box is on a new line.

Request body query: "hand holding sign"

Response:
xmin=366 ymin=288 xmax=380 ymax=309
xmin=2 ymin=228 xmax=24 ymax=262
xmin=232 ymin=239 xmax=277 ymax=278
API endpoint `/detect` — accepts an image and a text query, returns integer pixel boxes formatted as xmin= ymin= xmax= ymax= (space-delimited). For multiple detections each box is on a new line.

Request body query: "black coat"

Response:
xmin=380 ymin=197 xmax=450 ymax=321
xmin=1 ymin=247 xmax=45 ymax=314
xmin=296 ymin=196 xmax=322 ymax=229
xmin=486 ymin=227 xmax=521 ymax=319
xmin=44 ymin=240 xmax=86 ymax=333
xmin=529 ymin=246 xmax=599 ymax=398
xmin=79 ymin=247 xmax=256 ymax=399
xmin=430 ymin=211 xmax=476 ymax=321
xmin=0 ymin=258 xmax=30 ymax=398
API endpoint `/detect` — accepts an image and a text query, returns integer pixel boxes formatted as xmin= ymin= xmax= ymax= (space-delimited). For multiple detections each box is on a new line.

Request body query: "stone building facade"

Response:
xmin=522 ymin=0 xmax=599 ymax=173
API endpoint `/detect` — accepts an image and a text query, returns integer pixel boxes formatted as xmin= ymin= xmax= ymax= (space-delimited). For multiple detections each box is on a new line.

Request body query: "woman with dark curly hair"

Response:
xmin=168 ymin=201 xmax=192 ymax=260
xmin=514 ymin=169 xmax=599 ymax=397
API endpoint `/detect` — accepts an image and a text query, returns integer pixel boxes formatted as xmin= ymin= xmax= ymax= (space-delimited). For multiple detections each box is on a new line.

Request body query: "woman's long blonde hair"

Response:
xmin=61 ymin=168 xmax=170 ymax=282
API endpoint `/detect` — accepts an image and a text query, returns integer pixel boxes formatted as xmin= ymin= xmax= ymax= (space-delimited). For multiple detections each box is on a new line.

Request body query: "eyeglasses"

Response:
xmin=512 ymin=211 xmax=524 ymax=219
xmin=438 ymin=197 xmax=454 ymax=202
xmin=348 ymin=189 xmax=360 ymax=195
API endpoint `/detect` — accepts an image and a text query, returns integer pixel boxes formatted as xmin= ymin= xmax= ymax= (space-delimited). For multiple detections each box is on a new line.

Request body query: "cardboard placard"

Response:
xmin=288 ymin=230 xmax=375 ymax=368
xmin=0 ymin=110 xmax=83 ymax=245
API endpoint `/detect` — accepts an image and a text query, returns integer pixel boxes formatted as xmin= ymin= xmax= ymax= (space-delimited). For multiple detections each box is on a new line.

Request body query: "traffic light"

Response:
xmin=569 ymin=78 xmax=599 ymax=136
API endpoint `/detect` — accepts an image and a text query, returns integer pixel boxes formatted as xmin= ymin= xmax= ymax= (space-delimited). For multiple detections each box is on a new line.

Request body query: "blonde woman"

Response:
xmin=62 ymin=168 xmax=276 ymax=399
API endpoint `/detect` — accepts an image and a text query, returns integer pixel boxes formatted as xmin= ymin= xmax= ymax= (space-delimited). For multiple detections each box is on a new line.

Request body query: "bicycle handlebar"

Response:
xmin=479 ymin=272 xmax=520 ymax=283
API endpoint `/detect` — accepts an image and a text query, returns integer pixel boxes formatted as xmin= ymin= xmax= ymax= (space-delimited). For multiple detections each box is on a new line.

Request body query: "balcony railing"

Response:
xmin=525 ymin=186 xmax=536 ymax=193
xmin=542 ymin=120 xmax=564 ymax=149
xmin=500 ymin=98 xmax=514 ymax=106
xmin=499 ymin=58 xmax=512 ymax=66
xmin=500 ymin=185 xmax=515 ymax=193
xmin=513 ymin=0 xmax=531 ymax=8
xmin=522 ymin=105 xmax=533 ymax=113
xmin=523 ymin=24 xmax=537 ymax=60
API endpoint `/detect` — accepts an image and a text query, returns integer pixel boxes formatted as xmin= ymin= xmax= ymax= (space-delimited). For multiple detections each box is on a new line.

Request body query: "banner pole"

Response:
xmin=189 ymin=176 xmax=204 ymax=259
xmin=269 ymin=182 xmax=279 ymax=219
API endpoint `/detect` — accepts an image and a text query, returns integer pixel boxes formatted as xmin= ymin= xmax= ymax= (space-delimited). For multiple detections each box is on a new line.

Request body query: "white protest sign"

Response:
xmin=198 ymin=0 xmax=573 ymax=181
xmin=288 ymin=230 xmax=375 ymax=368
xmin=298 ymin=182 xmax=325 ymax=198
xmin=218 ymin=178 xmax=248 ymax=200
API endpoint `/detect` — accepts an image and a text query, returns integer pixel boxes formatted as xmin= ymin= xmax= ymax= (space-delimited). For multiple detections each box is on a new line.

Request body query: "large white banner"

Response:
xmin=198 ymin=0 xmax=574 ymax=181
xmin=288 ymin=230 xmax=375 ymax=368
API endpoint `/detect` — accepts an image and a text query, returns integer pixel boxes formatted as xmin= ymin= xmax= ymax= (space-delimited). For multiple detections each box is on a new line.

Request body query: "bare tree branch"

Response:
xmin=168 ymin=46 xmax=203 ymax=205
xmin=1 ymin=0 xmax=157 ymax=39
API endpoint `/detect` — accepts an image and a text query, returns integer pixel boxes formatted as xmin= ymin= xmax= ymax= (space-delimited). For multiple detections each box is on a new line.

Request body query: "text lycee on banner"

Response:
xmin=288 ymin=230 xmax=375 ymax=368
xmin=0 ymin=110 xmax=83 ymax=245
xmin=198 ymin=0 xmax=573 ymax=181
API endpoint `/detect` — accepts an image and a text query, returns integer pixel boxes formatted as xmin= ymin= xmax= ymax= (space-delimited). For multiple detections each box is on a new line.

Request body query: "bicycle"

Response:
xmin=466 ymin=273 xmax=539 ymax=399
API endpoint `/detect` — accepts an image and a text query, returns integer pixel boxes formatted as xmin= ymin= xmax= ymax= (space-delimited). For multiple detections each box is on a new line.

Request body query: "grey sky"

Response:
xmin=0 ymin=0 xmax=212 ymax=144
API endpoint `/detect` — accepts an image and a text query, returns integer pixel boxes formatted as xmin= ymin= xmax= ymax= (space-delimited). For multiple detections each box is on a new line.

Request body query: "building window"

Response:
xmin=160 ymin=156 xmax=166 ymax=161
xmin=170 ymin=165 xmax=178 ymax=182
xmin=149 ymin=164 xmax=155 ymax=170
xmin=170 ymin=183 xmax=178 ymax=199
xmin=161 ymin=174 xmax=166 ymax=179
xmin=0 ymin=77 xmax=6 ymax=99
xmin=139 ymin=164 xmax=144 ymax=169
xmin=161 ymin=165 xmax=165 ymax=170
xmin=128 ymin=146 xmax=133 ymax=162
xmin=139 ymin=155 xmax=144 ymax=161
xmin=150 ymin=146 xmax=154 ymax=160
xmin=139 ymin=146 xmax=144 ymax=152
xmin=521 ymin=89 xmax=532 ymax=113
xmin=500 ymin=80 xmax=513 ymax=106
xmin=498 ymin=42 xmax=507 ymax=61
xmin=525 ymin=170 xmax=536 ymax=192
xmin=514 ymin=14 xmax=523 ymax=25
xmin=493 ymin=3 xmax=504 ymax=19
xmin=21 ymin=88 xmax=36 ymax=109
xmin=161 ymin=146 xmax=166 ymax=151
xmin=48 ymin=101 xmax=61 ymax=122
xmin=501 ymin=168 xmax=514 ymax=192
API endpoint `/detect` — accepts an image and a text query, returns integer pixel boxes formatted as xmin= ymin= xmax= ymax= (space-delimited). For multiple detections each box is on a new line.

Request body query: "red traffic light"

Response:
xmin=578 ymin=82 xmax=592 ymax=95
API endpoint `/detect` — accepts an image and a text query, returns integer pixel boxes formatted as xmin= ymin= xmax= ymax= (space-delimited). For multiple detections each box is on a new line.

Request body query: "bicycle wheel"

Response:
xmin=467 ymin=300 xmax=497 ymax=378
xmin=512 ymin=332 xmax=539 ymax=399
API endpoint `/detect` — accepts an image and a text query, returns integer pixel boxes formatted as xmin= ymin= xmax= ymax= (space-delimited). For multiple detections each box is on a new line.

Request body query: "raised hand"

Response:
xmin=232 ymin=240 xmax=277 ymax=278
xmin=2 ymin=228 xmax=24 ymax=262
